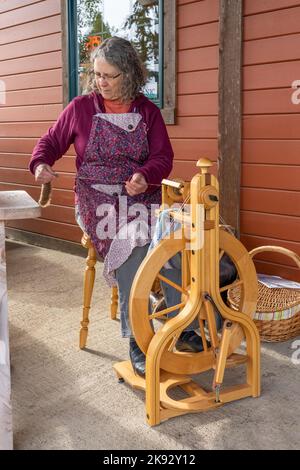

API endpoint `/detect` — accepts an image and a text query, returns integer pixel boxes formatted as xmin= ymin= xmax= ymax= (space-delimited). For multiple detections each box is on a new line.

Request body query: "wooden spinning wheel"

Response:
xmin=129 ymin=228 xmax=258 ymax=376
xmin=114 ymin=158 xmax=261 ymax=426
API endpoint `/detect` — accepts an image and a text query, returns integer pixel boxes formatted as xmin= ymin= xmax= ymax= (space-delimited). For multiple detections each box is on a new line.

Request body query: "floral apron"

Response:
xmin=75 ymin=95 xmax=161 ymax=285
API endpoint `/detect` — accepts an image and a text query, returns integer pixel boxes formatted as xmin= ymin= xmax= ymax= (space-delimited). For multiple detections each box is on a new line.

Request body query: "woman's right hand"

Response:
xmin=35 ymin=164 xmax=58 ymax=184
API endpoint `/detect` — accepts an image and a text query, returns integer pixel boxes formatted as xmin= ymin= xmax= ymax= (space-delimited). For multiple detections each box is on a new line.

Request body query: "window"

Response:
xmin=65 ymin=0 xmax=176 ymax=123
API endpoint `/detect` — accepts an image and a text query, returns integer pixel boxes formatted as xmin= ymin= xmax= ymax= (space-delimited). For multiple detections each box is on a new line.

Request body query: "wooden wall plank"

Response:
xmin=244 ymin=33 xmax=300 ymax=65
xmin=0 ymin=153 xmax=76 ymax=172
xmin=0 ymin=51 xmax=62 ymax=77
xmin=0 ymin=69 xmax=62 ymax=92
xmin=178 ymin=22 xmax=218 ymax=50
xmin=5 ymin=87 xmax=62 ymax=107
xmin=170 ymin=159 xmax=217 ymax=181
xmin=244 ymin=6 xmax=300 ymax=40
xmin=0 ymin=15 xmax=61 ymax=45
xmin=241 ymin=234 xmax=300 ymax=280
xmin=178 ymin=0 xmax=200 ymax=5
xmin=248 ymin=250 xmax=299 ymax=269
xmin=244 ymin=88 xmax=298 ymax=114
xmin=0 ymin=168 xmax=75 ymax=190
xmin=0 ymin=104 xmax=62 ymax=122
xmin=244 ymin=0 xmax=300 ymax=16
xmin=242 ymin=140 xmax=300 ymax=165
xmin=6 ymin=219 xmax=81 ymax=243
xmin=0 ymin=138 xmax=37 ymax=153
xmin=0 ymin=139 xmax=75 ymax=156
xmin=0 ymin=0 xmax=60 ymax=29
xmin=38 ymin=205 xmax=76 ymax=225
xmin=241 ymin=234 xmax=300 ymax=261
xmin=0 ymin=0 xmax=42 ymax=14
xmin=243 ymin=61 xmax=300 ymax=90
xmin=168 ymin=117 xmax=217 ymax=139
xmin=0 ymin=122 xmax=53 ymax=138
xmin=0 ymin=182 xmax=74 ymax=207
xmin=241 ymin=188 xmax=300 ymax=217
xmin=241 ymin=164 xmax=300 ymax=190
xmin=178 ymin=46 xmax=218 ymax=73
xmin=171 ymin=139 xmax=218 ymax=160
xmin=178 ymin=70 xmax=218 ymax=94
xmin=177 ymin=93 xmax=217 ymax=116
xmin=178 ymin=0 xmax=218 ymax=28
xmin=241 ymin=211 xmax=300 ymax=242
xmin=0 ymin=32 xmax=61 ymax=61
xmin=249 ymin=260 xmax=299 ymax=281
xmin=243 ymin=115 xmax=300 ymax=139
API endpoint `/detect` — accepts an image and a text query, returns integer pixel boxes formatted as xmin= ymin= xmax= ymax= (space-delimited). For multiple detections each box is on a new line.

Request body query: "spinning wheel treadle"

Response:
xmin=113 ymin=158 xmax=261 ymax=426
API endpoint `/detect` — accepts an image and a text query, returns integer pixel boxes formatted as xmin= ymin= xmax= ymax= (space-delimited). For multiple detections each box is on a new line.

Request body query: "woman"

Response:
xmin=30 ymin=37 xmax=204 ymax=376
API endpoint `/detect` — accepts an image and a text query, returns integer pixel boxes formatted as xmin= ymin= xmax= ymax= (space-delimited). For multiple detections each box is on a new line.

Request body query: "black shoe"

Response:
xmin=129 ymin=338 xmax=146 ymax=377
xmin=175 ymin=331 xmax=207 ymax=353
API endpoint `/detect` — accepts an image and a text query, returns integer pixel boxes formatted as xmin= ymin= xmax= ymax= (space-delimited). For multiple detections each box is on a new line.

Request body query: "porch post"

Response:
xmin=218 ymin=0 xmax=243 ymax=236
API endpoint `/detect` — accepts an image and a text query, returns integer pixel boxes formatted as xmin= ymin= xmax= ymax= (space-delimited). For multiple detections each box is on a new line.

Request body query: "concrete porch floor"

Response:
xmin=6 ymin=239 xmax=300 ymax=450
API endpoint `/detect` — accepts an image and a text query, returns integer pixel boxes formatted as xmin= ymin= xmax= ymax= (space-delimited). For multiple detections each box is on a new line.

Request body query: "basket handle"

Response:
xmin=249 ymin=246 xmax=300 ymax=270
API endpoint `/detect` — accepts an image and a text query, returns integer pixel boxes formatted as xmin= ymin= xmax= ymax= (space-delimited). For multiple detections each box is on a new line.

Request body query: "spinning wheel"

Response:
xmin=130 ymin=228 xmax=258 ymax=376
xmin=114 ymin=158 xmax=260 ymax=426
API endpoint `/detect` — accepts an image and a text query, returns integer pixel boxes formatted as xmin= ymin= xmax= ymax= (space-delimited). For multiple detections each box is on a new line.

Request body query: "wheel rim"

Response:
xmin=130 ymin=229 xmax=257 ymax=374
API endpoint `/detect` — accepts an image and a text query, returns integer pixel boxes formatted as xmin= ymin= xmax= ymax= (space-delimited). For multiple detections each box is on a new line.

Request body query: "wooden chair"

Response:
xmin=79 ymin=232 xmax=118 ymax=349
xmin=78 ymin=176 xmax=188 ymax=350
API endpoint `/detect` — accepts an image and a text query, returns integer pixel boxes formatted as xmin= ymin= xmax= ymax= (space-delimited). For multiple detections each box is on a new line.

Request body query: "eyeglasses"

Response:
xmin=94 ymin=72 xmax=122 ymax=83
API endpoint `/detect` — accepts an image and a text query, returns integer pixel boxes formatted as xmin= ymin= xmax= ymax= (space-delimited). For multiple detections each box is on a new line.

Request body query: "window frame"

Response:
xmin=63 ymin=0 xmax=176 ymax=124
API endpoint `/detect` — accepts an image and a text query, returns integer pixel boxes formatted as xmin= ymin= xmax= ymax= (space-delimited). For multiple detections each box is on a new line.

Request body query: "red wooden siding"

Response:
xmin=241 ymin=0 xmax=300 ymax=280
xmin=0 ymin=0 xmax=299 ymax=285
xmin=170 ymin=0 xmax=219 ymax=181
xmin=0 ymin=0 xmax=77 ymax=241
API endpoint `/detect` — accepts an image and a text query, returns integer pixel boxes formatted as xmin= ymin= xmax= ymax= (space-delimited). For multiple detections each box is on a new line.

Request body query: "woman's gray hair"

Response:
xmin=88 ymin=36 xmax=147 ymax=102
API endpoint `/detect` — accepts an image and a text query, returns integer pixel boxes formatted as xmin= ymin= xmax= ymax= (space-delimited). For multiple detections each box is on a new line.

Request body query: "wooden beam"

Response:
xmin=60 ymin=0 xmax=69 ymax=108
xmin=161 ymin=0 xmax=177 ymax=125
xmin=218 ymin=0 xmax=243 ymax=237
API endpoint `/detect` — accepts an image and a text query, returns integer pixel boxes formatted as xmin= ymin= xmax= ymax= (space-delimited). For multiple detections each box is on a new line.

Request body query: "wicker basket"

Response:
xmin=228 ymin=246 xmax=300 ymax=342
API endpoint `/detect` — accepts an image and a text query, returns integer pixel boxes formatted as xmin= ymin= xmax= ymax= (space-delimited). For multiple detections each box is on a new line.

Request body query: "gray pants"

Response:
xmin=115 ymin=245 xmax=199 ymax=337
xmin=76 ymin=206 xmax=218 ymax=338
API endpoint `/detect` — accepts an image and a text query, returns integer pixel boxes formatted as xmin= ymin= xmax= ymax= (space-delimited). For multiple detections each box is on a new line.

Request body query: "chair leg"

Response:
xmin=110 ymin=286 xmax=118 ymax=320
xmin=79 ymin=245 xmax=97 ymax=349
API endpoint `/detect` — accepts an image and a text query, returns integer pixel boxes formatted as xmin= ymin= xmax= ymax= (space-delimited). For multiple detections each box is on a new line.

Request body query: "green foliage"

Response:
xmin=124 ymin=0 xmax=159 ymax=70
xmin=77 ymin=0 xmax=113 ymax=66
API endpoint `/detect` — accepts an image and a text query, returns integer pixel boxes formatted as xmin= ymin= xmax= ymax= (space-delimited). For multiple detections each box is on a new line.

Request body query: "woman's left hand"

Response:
xmin=125 ymin=172 xmax=148 ymax=196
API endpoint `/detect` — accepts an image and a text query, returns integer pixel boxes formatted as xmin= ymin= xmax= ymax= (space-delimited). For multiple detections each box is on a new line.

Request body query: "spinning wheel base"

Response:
xmin=113 ymin=358 xmax=255 ymax=426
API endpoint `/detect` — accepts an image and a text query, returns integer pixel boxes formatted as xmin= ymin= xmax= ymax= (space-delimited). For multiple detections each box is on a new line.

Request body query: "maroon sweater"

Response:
xmin=29 ymin=92 xmax=174 ymax=187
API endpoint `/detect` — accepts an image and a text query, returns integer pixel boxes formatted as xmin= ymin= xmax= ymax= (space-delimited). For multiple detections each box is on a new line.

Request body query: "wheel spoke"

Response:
xmin=157 ymin=273 xmax=189 ymax=295
xmin=149 ymin=302 xmax=186 ymax=320
xmin=219 ymin=249 xmax=225 ymax=260
xmin=219 ymin=278 xmax=243 ymax=293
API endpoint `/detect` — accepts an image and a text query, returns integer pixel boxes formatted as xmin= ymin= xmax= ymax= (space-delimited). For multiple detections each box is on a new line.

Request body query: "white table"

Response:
xmin=0 ymin=191 xmax=41 ymax=450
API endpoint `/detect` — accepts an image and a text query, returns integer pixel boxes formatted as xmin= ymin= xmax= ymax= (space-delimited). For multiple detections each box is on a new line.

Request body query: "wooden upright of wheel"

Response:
xmin=113 ymin=158 xmax=260 ymax=426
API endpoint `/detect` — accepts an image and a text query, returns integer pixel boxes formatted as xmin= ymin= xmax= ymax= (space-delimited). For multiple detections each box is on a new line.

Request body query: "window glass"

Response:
xmin=76 ymin=0 xmax=162 ymax=104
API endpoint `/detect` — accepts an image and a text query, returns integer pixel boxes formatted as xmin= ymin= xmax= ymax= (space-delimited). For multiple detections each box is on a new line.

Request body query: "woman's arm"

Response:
xmin=138 ymin=107 xmax=174 ymax=187
xmin=29 ymin=99 xmax=76 ymax=175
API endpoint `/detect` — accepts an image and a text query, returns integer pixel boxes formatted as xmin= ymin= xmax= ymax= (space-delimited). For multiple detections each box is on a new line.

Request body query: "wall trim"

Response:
xmin=162 ymin=0 xmax=177 ymax=125
xmin=61 ymin=0 xmax=69 ymax=108
xmin=5 ymin=228 xmax=87 ymax=258
xmin=218 ymin=0 xmax=243 ymax=236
